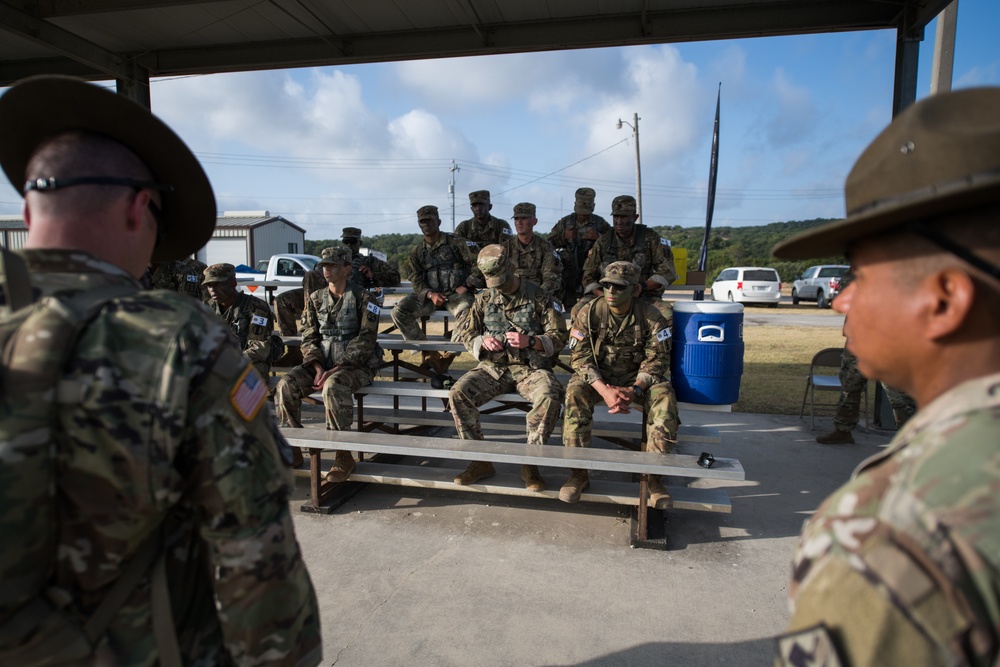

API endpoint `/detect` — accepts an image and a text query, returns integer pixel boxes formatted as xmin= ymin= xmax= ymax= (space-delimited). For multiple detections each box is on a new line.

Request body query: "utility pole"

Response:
xmin=616 ymin=113 xmax=643 ymax=224
xmin=449 ymin=160 xmax=460 ymax=232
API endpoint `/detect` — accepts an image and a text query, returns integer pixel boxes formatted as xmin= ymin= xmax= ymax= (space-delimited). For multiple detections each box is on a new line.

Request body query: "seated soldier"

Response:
xmin=203 ymin=262 xmax=275 ymax=379
xmin=449 ymin=244 xmax=568 ymax=491
xmin=560 ymin=261 xmax=679 ymax=506
xmin=275 ymin=246 xmax=382 ymax=482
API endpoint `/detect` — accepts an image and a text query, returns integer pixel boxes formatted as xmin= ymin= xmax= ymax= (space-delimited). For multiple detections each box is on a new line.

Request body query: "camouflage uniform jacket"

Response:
xmin=301 ymin=284 xmax=381 ymax=371
xmin=502 ymin=234 xmax=563 ymax=297
xmin=455 ymin=214 xmax=513 ymax=251
xmin=16 ymin=249 xmax=321 ymax=667
xmin=211 ymin=291 xmax=273 ymax=366
xmin=459 ymin=278 xmax=568 ymax=379
xmin=350 ymin=251 xmax=400 ymax=290
xmin=569 ymin=296 xmax=671 ymax=389
xmin=406 ymin=233 xmax=484 ymax=300
xmin=150 ymin=259 xmax=202 ymax=299
xmin=782 ymin=371 xmax=1000 ymax=667
xmin=302 ymin=268 xmax=328 ymax=298
xmin=581 ymin=226 xmax=677 ymax=295
xmin=548 ymin=213 xmax=611 ymax=253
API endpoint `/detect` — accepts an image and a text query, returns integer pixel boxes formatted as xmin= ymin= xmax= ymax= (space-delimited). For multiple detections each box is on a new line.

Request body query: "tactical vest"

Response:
xmin=221 ymin=294 xmax=265 ymax=351
xmin=419 ymin=235 xmax=469 ymax=293
xmin=317 ymin=285 xmax=381 ymax=369
xmin=604 ymin=226 xmax=648 ymax=278
xmin=510 ymin=239 xmax=543 ymax=284
xmin=482 ymin=282 xmax=550 ymax=369
xmin=590 ymin=297 xmax=650 ymax=372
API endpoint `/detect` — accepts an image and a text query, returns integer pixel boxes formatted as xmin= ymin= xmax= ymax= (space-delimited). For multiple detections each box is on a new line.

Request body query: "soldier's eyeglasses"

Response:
xmin=602 ymin=283 xmax=631 ymax=293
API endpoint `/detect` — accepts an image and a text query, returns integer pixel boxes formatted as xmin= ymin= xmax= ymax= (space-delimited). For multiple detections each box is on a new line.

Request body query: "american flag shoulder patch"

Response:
xmin=230 ymin=366 xmax=267 ymax=421
xmin=367 ymin=301 xmax=380 ymax=315
xmin=251 ymin=314 xmax=268 ymax=327
xmin=570 ymin=328 xmax=584 ymax=341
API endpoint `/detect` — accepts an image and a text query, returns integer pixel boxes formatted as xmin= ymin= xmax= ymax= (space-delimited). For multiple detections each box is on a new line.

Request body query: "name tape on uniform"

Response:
xmin=656 ymin=327 xmax=671 ymax=342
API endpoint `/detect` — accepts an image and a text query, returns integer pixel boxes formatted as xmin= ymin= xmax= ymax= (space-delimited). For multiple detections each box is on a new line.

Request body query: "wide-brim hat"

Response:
xmin=773 ymin=87 xmax=1000 ymax=260
xmin=0 ymin=76 xmax=216 ymax=262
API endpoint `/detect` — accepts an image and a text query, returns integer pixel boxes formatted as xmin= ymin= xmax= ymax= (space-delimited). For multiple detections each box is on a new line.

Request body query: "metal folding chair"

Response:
xmin=799 ymin=347 xmax=868 ymax=431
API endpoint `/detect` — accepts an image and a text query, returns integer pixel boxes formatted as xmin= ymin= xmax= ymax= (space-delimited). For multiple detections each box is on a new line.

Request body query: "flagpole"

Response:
xmin=695 ymin=83 xmax=721 ymax=301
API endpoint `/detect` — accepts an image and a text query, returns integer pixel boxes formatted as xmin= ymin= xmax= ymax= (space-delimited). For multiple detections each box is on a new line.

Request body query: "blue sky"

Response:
xmin=1 ymin=1 xmax=997 ymax=240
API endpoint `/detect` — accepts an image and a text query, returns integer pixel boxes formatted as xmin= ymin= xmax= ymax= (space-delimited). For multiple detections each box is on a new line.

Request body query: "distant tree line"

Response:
xmin=305 ymin=218 xmax=846 ymax=284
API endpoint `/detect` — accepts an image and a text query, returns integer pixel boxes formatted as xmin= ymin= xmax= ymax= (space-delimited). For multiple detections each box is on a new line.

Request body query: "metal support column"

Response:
xmin=116 ymin=60 xmax=150 ymax=110
xmin=892 ymin=12 xmax=923 ymax=117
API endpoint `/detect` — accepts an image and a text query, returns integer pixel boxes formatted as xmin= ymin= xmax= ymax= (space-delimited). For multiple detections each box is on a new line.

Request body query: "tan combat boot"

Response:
xmin=558 ymin=469 xmax=590 ymax=504
xmin=325 ymin=450 xmax=356 ymax=483
xmin=815 ymin=429 xmax=855 ymax=445
xmin=647 ymin=476 xmax=673 ymax=509
xmin=520 ymin=465 xmax=545 ymax=492
xmin=454 ymin=461 xmax=496 ymax=485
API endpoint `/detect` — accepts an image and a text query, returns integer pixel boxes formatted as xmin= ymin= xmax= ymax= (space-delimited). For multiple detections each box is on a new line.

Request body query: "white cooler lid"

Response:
xmin=673 ymin=300 xmax=744 ymax=314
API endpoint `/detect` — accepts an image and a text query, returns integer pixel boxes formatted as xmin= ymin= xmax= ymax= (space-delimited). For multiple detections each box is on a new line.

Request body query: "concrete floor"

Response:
xmin=289 ymin=411 xmax=894 ymax=667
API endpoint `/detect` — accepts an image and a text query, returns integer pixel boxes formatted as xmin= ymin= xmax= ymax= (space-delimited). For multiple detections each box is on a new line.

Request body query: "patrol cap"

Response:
xmin=600 ymin=261 xmax=641 ymax=287
xmin=511 ymin=202 xmax=536 ymax=219
xmin=574 ymin=187 xmax=596 ymax=214
xmin=203 ymin=262 xmax=235 ymax=285
xmin=417 ymin=205 xmax=440 ymax=221
xmin=317 ymin=246 xmax=352 ymax=266
xmin=611 ymin=195 xmax=637 ymax=216
xmin=774 ymin=87 xmax=1000 ymax=260
xmin=478 ymin=244 xmax=511 ymax=288
xmin=341 ymin=227 xmax=362 ymax=240
xmin=0 ymin=76 xmax=216 ymax=262
xmin=469 ymin=190 xmax=491 ymax=204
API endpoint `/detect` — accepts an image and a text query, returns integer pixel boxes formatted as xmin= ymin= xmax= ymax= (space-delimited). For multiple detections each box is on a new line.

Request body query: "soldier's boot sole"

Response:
xmin=815 ymin=429 xmax=855 ymax=445
xmin=520 ymin=465 xmax=546 ymax=493
xmin=325 ymin=451 xmax=356 ymax=483
xmin=454 ymin=461 xmax=495 ymax=486
xmin=558 ymin=470 xmax=590 ymax=504
xmin=647 ymin=477 xmax=673 ymax=510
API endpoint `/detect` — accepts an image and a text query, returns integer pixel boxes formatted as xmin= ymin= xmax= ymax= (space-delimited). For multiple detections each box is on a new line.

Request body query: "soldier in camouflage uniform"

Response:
xmin=275 ymin=246 xmax=382 ymax=483
xmin=455 ymin=189 xmax=514 ymax=252
xmin=548 ymin=187 xmax=610 ymax=309
xmin=576 ymin=195 xmax=677 ymax=321
xmin=183 ymin=256 xmax=209 ymax=301
xmin=391 ymin=205 xmax=483 ymax=369
xmin=773 ymin=88 xmax=1000 ymax=667
xmin=504 ymin=202 xmax=563 ymax=298
xmin=274 ymin=258 xmax=327 ymax=337
xmin=449 ymin=244 xmax=568 ymax=491
xmin=149 ymin=258 xmax=202 ymax=299
xmin=342 ymin=226 xmax=400 ymax=294
xmin=560 ymin=261 xmax=679 ymax=506
xmin=203 ymin=262 xmax=276 ymax=379
xmin=0 ymin=76 xmax=320 ymax=666
xmin=816 ymin=269 xmax=916 ymax=444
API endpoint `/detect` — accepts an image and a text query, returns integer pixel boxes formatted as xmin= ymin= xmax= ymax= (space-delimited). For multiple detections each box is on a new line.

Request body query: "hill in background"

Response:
xmin=305 ymin=218 xmax=846 ymax=283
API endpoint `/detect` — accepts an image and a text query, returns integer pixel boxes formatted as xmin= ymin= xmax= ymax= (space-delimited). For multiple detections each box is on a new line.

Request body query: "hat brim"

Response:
xmin=600 ymin=278 xmax=631 ymax=287
xmin=0 ymin=76 xmax=216 ymax=262
xmin=574 ymin=203 xmax=595 ymax=214
xmin=773 ymin=172 xmax=1000 ymax=260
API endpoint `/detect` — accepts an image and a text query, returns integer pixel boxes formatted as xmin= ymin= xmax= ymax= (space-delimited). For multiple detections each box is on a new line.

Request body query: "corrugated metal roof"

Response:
xmin=0 ymin=215 xmax=307 ymax=234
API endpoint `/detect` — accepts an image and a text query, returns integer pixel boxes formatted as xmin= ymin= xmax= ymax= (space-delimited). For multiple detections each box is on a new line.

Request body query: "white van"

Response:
xmin=710 ymin=266 xmax=781 ymax=307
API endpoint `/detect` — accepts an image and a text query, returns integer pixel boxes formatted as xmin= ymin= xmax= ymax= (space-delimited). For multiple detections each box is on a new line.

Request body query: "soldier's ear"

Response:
xmin=633 ymin=284 xmax=642 ymax=297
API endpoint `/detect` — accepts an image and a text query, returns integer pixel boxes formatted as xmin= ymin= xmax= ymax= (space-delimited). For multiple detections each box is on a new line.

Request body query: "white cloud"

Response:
xmin=764 ymin=68 xmax=817 ymax=147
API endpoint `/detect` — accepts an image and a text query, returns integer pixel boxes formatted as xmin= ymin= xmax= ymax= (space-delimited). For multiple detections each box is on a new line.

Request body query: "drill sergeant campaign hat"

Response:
xmin=202 ymin=263 xmax=236 ymax=285
xmin=574 ymin=187 xmax=597 ymax=214
xmin=611 ymin=195 xmax=638 ymax=216
xmin=317 ymin=246 xmax=352 ymax=267
xmin=0 ymin=76 xmax=216 ymax=262
xmin=601 ymin=261 xmax=641 ymax=287
xmin=417 ymin=205 xmax=440 ymax=221
xmin=478 ymin=244 xmax=512 ymax=288
xmin=511 ymin=202 xmax=536 ymax=218
xmin=341 ymin=227 xmax=362 ymax=240
xmin=773 ymin=87 xmax=1000 ymax=262
xmin=468 ymin=190 xmax=491 ymax=204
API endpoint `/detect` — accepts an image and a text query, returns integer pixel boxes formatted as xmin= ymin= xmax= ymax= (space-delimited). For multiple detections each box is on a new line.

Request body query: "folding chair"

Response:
xmin=799 ymin=347 xmax=868 ymax=431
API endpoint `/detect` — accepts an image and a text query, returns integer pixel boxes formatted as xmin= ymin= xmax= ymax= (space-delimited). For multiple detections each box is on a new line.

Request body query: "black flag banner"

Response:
xmin=695 ymin=83 xmax=721 ymax=301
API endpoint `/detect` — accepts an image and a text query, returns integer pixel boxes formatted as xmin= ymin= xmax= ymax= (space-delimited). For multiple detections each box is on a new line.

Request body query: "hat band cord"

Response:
xmin=907 ymin=221 xmax=1000 ymax=283
xmin=24 ymin=176 xmax=174 ymax=194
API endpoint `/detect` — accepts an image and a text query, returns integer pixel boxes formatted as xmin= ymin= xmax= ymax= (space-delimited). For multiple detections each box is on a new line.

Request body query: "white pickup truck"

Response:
xmin=235 ymin=253 xmax=320 ymax=301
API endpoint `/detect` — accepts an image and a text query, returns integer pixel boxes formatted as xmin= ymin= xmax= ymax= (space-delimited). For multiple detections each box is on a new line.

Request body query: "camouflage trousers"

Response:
xmin=390 ymin=291 xmax=473 ymax=341
xmin=274 ymin=288 xmax=305 ymax=336
xmin=571 ymin=293 xmax=673 ymax=322
xmin=562 ymin=375 xmax=679 ymax=453
xmin=834 ymin=348 xmax=916 ymax=431
xmin=450 ymin=365 xmax=563 ymax=446
xmin=275 ymin=364 xmax=375 ymax=431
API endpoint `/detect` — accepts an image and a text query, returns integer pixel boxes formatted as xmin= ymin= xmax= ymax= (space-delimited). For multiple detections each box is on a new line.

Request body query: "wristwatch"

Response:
xmin=632 ymin=384 xmax=645 ymax=399
xmin=527 ymin=335 xmax=537 ymax=349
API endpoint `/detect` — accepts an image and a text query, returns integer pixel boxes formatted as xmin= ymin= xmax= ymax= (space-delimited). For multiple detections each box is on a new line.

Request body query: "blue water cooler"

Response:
xmin=671 ymin=301 xmax=744 ymax=404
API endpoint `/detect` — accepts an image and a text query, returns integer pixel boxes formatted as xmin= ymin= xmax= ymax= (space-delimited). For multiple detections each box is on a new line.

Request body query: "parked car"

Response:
xmin=710 ymin=266 xmax=781 ymax=307
xmin=791 ymin=264 xmax=849 ymax=308
xmin=235 ymin=253 xmax=321 ymax=302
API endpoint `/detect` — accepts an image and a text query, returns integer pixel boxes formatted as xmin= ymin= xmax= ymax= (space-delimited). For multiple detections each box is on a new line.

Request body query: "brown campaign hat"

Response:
xmin=774 ymin=87 xmax=1000 ymax=259
xmin=0 ymin=76 xmax=216 ymax=262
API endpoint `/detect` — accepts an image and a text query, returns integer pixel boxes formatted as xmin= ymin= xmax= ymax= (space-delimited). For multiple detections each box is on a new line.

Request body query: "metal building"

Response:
xmin=201 ymin=211 xmax=307 ymax=268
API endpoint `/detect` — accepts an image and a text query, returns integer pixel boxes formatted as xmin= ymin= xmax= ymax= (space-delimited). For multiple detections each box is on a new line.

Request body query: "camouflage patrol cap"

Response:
xmin=203 ymin=262 xmax=236 ymax=285
xmin=511 ymin=202 xmax=536 ymax=219
xmin=417 ymin=205 xmax=440 ymax=221
xmin=341 ymin=227 xmax=362 ymax=240
xmin=317 ymin=246 xmax=352 ymax=266
xmin=601 ymin=261 xmax=641 ymax=287
xmin=574 ymin=187 xmax=596 ymax=214
xmin=469 ymin=190 xmax=491 ymax=204
xmin=478 ymin=244 xmax=511 ymax=287
xmin=611 ymin=195 xmax=637 ymax=216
